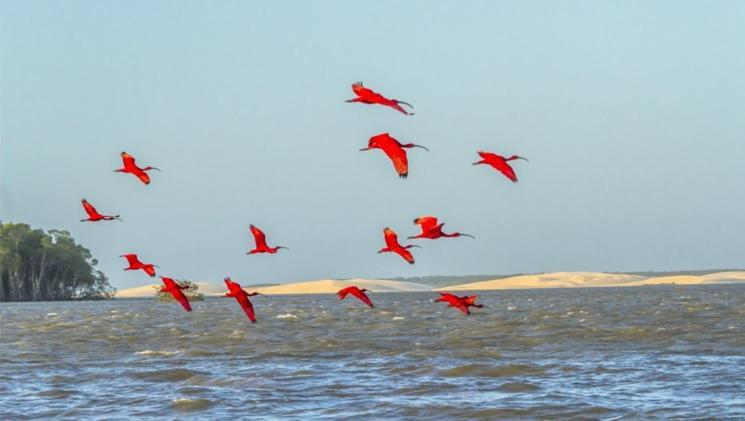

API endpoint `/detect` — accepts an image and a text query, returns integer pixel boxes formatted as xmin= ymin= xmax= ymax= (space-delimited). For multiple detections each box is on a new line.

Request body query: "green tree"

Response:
xmin=0 ymin=222 xmax=115 ymax=301
xmin=154 ymin=279 xmax=205 ymax=302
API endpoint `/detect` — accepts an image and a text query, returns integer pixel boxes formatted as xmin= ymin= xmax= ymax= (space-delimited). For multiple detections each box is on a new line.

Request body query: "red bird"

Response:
xmin=80 ymin=199 xmax=121 ymax=222
xmin=345 ymin=82 xmax=414 ymax=115
xmin=408 ymin=216 xmax=474 ymax=240
xmin=378 ymin=227 xmax=421 ymax=264
xmin=473 ymin=151 xmax=528 ymax=182
xmin=224 ymin=277 xmax=264 ymax=323
xmin=360 ymin=133 xmax=428 ymax=179
xmin=435 ymin=292 xmax=484 ymax=315
xmin=247 ymin=225 xmax=288 ymax=255
xmin=120 ymin=254 xmax=159 ymax=277
xmin=337 ymin=285 xmax=374 ymax=308
xmin=160 ymin=277 xmax=192 ymax=312
xmin=114 ymin=151 xmax=160 ymax=185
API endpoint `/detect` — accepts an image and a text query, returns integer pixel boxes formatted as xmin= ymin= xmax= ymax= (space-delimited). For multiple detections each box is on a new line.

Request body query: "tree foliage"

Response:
xmin=154 ymin=279 xmax=205 ymax=302
xmin=0 ymin=222 xmax=115 ymax=301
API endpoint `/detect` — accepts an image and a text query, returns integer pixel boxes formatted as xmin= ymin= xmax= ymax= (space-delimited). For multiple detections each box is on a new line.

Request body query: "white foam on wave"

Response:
xmin=276 ymin=313 xmax=298 ymax=320
xmin=135 ymin=350 xmax=182 ymax=356
xmin=45 ymin=313 xmax=58 ymax=317
xmin=392 ymin=316 xmax=405 ymax=320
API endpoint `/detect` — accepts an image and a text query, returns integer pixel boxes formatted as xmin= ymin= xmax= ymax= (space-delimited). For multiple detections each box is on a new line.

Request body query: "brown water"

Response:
xmin=2 ymin=285 xmax=745 ymax=419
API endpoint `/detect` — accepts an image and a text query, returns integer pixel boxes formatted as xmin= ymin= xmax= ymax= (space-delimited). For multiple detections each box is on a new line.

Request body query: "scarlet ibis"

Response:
xmin=378 ymin=227 xmax=420 ymax=264
xmin=337 ymin=285 xmax=374 ymax=308
xmin=114 ymin=152 xmax=160 ymax=185
xmin=247 ymin=225 xmax=288 ymax=255
xmin=160 ymin=277 xmax=192 ymax=312
xmin=435 ymin=292 xmax=484 ymax=315
xmin=408 ymin=216 xmax=474 ymax=240
xmin=360 ymin=133 xmax=428 ymax=179
xmin=80 ymin=199 xmax=121 ymax=222
xmin=345 ymin=82 xmax=414 ymax=115
xmin=224 ymin=277 xmax=264 ymax=323
xmin=473 ymin=151 xmax=528 ymax=182
xmin=120 ymin=254 xmax=159 ymax=277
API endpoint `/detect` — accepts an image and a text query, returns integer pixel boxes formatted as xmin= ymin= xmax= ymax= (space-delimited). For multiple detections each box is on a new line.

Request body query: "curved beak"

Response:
xmin=412 ymin=144 xmax=429 ymax=151
xmin=396 ymin=100 xmax=413 ymax=108
xmin=517 ymin=156 xmax=529 ymax=162
xmin=461 ymin=233 xmax=476 ymax=239
xmin=359 ymin=147 xmax=371 ymax=151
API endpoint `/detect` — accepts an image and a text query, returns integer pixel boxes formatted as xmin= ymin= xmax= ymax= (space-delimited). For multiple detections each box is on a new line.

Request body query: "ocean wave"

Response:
xmin=169 ymin=398 xmax=214 ymax=411
xmin=276 ymin=313 xmax=298 ymax=320
xmin=135 ymin=350 xmax=182 ymax=357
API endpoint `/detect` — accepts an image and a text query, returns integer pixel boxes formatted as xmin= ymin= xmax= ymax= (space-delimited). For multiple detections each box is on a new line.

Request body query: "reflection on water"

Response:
xmin=2 ymin=285 xmax=745 ymax=419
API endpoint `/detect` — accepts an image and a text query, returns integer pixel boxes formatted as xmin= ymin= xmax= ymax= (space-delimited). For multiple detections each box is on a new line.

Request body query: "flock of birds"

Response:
xmin=80 ymin=82 xmax=527 ymax=323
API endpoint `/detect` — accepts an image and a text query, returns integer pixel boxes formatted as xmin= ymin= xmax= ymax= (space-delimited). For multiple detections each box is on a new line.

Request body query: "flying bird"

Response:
xmin=345 ymin=82 xmax=414 ymax=115
xmin=247 ymin=225 xmax=288 ymax=255
xmin=80 ymin=199 xmax=121 ymax=222
xmin=337 ymin=285 xmax=374 ymax=308
xmin=114 ymin=151 xmax=160 ymax=185
xmin=120 ymin=254 xmax=159 ymax=277
xmin=360 ymin=133 xmax=428 ymax=179
xmin=224 ymin=277 xmax=264 ymax=323
xmin=435 ymin=292 xmax=484 ymax=315
xmin=472 ymin=151 xmax=528 ymax=182
xmin=378 ymin=227 xmax=420 ymax=264
xmin=159 ymin=277 xmax=192 ymax=312
xmin=408 ymin=216 xmax=474 ymax=240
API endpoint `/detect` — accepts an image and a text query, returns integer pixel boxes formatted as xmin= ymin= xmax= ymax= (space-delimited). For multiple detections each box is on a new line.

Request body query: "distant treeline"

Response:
xmin=0 ymin=222 xmax=115 ymax=301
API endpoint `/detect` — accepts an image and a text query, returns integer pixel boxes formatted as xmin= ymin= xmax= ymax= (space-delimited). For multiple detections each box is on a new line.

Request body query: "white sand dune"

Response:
xmin=252 ymin=278 xmax=432 ymax=295
xmin=437 ymin=271 xmax=745 ymax=291
xmin=116 ymin=278 xmax=432 ymax=298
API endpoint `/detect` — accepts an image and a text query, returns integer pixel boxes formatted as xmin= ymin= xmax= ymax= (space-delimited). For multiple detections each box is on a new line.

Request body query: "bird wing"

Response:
xmin=237 ymin=295 xmax=256 ymax=323
xmin=134 ymin=170 xmax=151 ymax=185
xmin=143 ymin=265 xmax=157 ymax=277
xmin=495 ymin=162 xmax=518 ymax=182
xmin=382 ymin=145 xmax=408 ymax=178
xmin=397 ymin=247 xmax=415 ymax=264
xmin=122 ymin=254 xmax=141 ymax=267
xmin=352 ymin=290 xmax=374 ymax=308
xmin=121 ymin=152 xmax=137 ymax=169
xmin=81 ymin=200 xmax=100 ymax=218
xmin=454 ymin=302 xmax=470 ymax=315
xmin=477 ymin=151 xmax=496 ymax=161
xmin=337 ymin=286 xmax=353 ymax=299
xmin=414 ymin=216 xmax=439 ymax=231
xmin=171 ymin=289 xmax=192 ymax=312
xmin=383 ymin=228 xmax=401 ymax=249
xmin=250 ymin=225 xmax=268 ymax=248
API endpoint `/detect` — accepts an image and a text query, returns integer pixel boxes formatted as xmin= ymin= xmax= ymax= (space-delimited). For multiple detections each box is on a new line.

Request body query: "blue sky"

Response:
xmin=2 ymin=1 xmax=744 ymax=288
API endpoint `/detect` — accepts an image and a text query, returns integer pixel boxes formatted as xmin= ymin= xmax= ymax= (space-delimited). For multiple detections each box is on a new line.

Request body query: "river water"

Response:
xmin=2 ymin=285 xmax=744 ymax=419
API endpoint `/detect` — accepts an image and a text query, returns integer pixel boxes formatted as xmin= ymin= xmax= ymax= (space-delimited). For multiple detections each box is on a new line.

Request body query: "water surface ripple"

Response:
xmin=2 ymin=285 xmax=745 ymax=419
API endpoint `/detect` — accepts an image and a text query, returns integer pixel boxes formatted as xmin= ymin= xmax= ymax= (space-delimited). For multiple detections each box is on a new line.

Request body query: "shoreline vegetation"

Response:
xmin=0 ymin=222 xmax=116 ymax=302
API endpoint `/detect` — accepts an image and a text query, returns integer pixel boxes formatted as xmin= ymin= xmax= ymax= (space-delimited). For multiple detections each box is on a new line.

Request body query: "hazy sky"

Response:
xmin=2 ymin=1 xmax=744 ymax=289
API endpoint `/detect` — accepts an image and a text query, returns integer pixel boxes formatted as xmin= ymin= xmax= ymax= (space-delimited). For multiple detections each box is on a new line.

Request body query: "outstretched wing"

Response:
xmin=121 ymin=152 xmax=137 ymax=168
xmin=171 ymin=289 xmax=192 ymax=312
xmin=495 ymin=162 xmax=518 ymax=183
xmin=353 ymin=290 xmax=374 ymax=308
xmin=237 ymin=295 xmax=256 ymax=323
xmin=250 ymin=225 xmax=268 ymax=248
xmin=382 ymin=145 xmax=409 ymax=178
xmin=337 ymin=286 xmax=354 ymax=299
xmin=397 ymin=248 xmax=415 ymax=264
xmin=383 ymin=228 xmax=401 ymax=249
xmin=122 ymin=254 xmax=141 ymax=266
xmin=81 ymin=200 xmax=99 ymax=218
xmin=134 ymin=170 xmax=151 ymax=185
xmin=413 ymin=216 xmax=439 ymax=232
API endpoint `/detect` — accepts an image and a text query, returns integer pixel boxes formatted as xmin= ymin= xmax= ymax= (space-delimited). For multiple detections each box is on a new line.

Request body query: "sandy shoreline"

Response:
xmin=114 ymin=271 xmax=745 ymax=298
